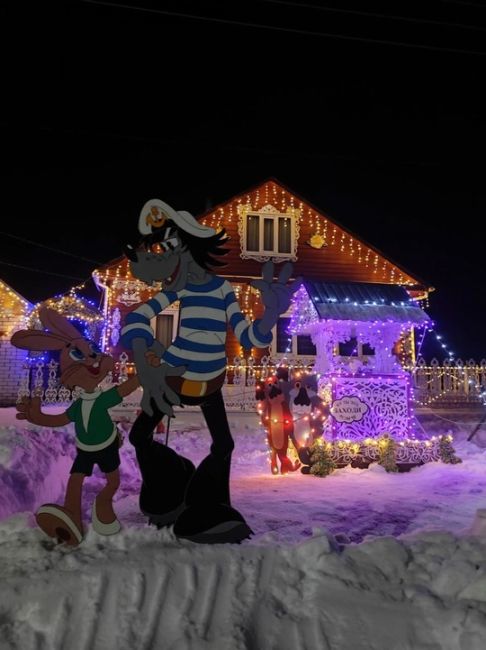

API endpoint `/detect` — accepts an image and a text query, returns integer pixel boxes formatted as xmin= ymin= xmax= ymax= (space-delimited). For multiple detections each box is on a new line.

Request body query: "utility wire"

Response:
xmin=10 ymin=124 xmax=453 ymax=168
xmin=0 ymin=260 xmax=87 ymax=281
xmin=79 ymin=0 xmax=486 ymax=56
xmin=259 ymin=0 xmax=486 ymax=34
xmin=438 ymin=0 xmax=486 ymax=7
xmin=0 ymin=229 xmax=102 ymax=265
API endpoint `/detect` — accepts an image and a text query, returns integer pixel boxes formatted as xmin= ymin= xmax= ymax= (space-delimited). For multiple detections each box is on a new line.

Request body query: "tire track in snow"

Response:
xmin=147 ymin=550 xmax=256 ymax=649
xmin=106 ymin=570 xmax=148 ymax=650
xmin=185 ymin=562 xmax=222 ymax=641
xmin=56 ymin=572 xmax=107 ymax=650
xmin=134 ymin=566 xmax=171 ymax=650
xmin=239 ymin=549 xmax=279 ymax=649
xmin=238 ymin=547 xmax=332 ymax=650
xmin=87 ymin=571 xmax=122 ymax=650
xmin=203 ymin=562 xmax=239 ymax=644
xmin=147 ymin=562 xmax=199 ymax=647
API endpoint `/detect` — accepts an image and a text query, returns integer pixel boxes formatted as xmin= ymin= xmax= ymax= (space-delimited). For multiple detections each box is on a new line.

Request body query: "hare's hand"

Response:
xmin=16 ymin=396 xmax=42 ymax=424
xmin=145 ymin=351 xmax=162 ymax=367
xmin=144 ymin=340 xmax=166 ymax=367
xmin=250 ymin=261 xmax=303 ymax=335
xmin=138 ymin=363 xmax=187 ymax=417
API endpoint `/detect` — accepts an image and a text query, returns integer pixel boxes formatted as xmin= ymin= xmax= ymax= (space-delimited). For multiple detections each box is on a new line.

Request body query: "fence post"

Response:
xmin=17 ymin=363 xmax=31 ymax=403
xmin=44 ymin=359 xmax=59 ymax=404
xmin=32 ymin=360 xmax=45 ymax=400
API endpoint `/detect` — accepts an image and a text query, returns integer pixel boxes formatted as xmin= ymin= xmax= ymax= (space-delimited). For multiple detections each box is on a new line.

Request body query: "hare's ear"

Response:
xmin=39 ymin=307 xmax=83 ymax=341
xmin=11 ymin=329 xmax=68 ymax=351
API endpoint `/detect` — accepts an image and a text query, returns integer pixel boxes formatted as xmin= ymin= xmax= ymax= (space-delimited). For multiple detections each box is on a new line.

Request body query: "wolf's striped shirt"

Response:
xmin=121 ymin=275 xmax=272 ymax=381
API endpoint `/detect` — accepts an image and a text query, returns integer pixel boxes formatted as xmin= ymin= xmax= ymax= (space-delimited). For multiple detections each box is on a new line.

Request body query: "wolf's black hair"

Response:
xmin=141 ymin=219 xmax=230 ymax=270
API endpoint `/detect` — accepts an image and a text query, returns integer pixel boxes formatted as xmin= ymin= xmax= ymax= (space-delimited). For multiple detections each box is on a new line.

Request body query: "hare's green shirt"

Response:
xmin=66 ymin=387 xmax=122 ymax=451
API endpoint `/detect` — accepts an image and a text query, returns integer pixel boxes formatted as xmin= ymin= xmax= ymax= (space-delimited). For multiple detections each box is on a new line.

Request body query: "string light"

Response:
xmin=0 ymin=280 xmax=30 ymax=340
xmin=88 ymin=180 xmax=431 ymax=369
xmin=28 ymin=294 xmax=104 ymax=327
xmin=195 ymin=181 xmax=421 ymax=286
xmin=0 ymin=280 xmax=30 ymax=310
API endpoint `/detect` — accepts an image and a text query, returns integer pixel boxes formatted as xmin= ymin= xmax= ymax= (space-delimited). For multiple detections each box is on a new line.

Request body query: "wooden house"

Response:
xmin=92 ymin=179 xmax=432 ymax=377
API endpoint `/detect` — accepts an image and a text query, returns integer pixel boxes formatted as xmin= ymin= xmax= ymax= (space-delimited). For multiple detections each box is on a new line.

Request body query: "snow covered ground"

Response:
xmin=1 ymin=407 xmax=486 ymax=649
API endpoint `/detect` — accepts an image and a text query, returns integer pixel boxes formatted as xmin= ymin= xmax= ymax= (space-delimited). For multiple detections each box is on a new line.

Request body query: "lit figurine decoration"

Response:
xmin=256 ymin=368 xmax=301 ymax=475
xmin=288 ymin=372 xmax=327 ymax=448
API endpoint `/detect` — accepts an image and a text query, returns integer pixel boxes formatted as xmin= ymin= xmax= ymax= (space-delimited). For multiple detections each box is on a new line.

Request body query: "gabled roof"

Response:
xmin=95 ymin=178 xmax=432 ymax=294
xmin=198 ymin=178 xmax=432 ymax=292
xmin=0 ymin=278 xmax=31 ymax=308
xmin=305 ymin=280 xmax=430 ymax=325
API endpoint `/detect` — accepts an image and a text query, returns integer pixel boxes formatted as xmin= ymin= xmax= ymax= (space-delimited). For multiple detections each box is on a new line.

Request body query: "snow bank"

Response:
xmin=2 ymin=408 xmax=486 ymax=649
xmin=0 ymin=425 xmax=75 ymax=521
xmin=1 ymin=517 xmax=486 ymax=650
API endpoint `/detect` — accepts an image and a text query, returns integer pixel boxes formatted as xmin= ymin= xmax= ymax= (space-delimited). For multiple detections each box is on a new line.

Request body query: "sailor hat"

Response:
xmin=138 ymin=198 xmax=216 ymax=238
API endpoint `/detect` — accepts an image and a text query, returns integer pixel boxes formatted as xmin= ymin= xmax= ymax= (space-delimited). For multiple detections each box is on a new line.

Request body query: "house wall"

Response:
xmin=97 ymin=181 xmax=427 ymax=372
xmin=199 ymin=181 xmax=419 ymax=286
xmin=0 ymin=283 xmax=29 ymax=406
xmin=101 ymin=271 xmax=268 ymax=372
xmin=0 ymin=334 xmax=29 ymax=406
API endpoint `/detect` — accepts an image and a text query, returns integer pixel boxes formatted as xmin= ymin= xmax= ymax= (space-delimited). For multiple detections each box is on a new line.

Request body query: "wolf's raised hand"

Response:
xmin=250 ymin=261 xmax=303 ymax=335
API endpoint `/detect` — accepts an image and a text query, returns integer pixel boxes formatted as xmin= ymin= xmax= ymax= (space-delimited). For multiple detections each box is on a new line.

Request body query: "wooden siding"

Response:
xmin=96 ymin=180 xmax=430 ymax=365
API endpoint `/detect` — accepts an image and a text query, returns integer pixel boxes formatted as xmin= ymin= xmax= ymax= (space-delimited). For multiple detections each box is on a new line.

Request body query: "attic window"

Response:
xmin=239 ymin=206 xmax=299 ymax=262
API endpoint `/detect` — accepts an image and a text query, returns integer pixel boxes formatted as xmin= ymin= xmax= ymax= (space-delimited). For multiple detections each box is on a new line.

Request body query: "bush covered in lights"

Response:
xmin=308 ymin=438 xmax=336 ymax=477
xmin=304 ymin=433 xmax=461 ymax=476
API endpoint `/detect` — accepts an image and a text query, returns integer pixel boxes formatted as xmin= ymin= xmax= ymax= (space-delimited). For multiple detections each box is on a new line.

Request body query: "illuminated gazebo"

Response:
xmin=285 ymin=281 xmax=461 ymax=468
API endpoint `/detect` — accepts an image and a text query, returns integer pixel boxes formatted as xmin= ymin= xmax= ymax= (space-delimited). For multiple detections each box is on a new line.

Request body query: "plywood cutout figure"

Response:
xmin=122 ymin=199 xmax=302 ymax=543
xmin=11 ymin=308 xmax=139 ymax=546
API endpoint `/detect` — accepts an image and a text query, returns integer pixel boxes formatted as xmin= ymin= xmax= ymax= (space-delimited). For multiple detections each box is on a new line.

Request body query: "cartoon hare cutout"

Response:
xmin=11 ymin=308 xmax=139 ymax=546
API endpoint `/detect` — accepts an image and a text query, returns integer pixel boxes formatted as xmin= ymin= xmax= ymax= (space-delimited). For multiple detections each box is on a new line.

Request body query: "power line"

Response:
xmin=259 ymin=0 xmax=486 ymax=34
xmin=0 ymin=230 xmax=102 ymax=265
xmin=8 ymin=124 xmax=457 ymax=168
xmin=0 ymin=260 xmax=87 ymax=281
xmin=79 ymin=0 xmax=486 ymax=56
xmin=438 ymin=0 xmax=486 ymax=7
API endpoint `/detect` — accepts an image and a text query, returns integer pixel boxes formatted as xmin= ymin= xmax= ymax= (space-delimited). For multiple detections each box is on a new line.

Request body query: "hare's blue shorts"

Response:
xmin=70 ymin=438 xmax=120 ymax=476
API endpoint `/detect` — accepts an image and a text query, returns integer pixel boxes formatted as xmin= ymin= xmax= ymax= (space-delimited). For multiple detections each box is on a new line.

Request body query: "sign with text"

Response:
xmin=330 ymin=395 xmax=368 ymax=423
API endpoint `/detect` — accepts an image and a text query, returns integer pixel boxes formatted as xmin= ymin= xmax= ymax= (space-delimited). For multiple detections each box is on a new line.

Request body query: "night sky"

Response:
xmin=3 ymin=0 xmax=486 ymax=360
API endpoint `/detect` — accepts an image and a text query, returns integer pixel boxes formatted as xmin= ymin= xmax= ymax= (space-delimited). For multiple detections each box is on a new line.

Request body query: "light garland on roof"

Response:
xmin=199 ymin=181 xmax=419 ymax=286
xmin=28 ymin=293 xmax=103 ymax=327
xmin=0 ymin=280 xmax=30 ymax=309
xmin=0 ymin=281 xmax=30 ymax=340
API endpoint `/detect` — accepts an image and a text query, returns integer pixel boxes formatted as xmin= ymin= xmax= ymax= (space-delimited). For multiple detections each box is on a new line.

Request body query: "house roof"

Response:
xmin=304 ymin=280 xmax=431 ymax=325
xmin=94 ymin=179 xmax=432 ymax=295
xmin=197 ymin=178 xmax=433 ymax=292
xmin=0 ymin=278 xmax=31 ymax=308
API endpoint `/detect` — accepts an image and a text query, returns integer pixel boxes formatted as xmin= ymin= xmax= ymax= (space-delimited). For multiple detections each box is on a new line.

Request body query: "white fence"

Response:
xmin=16 ymin=354 xmax=285 ymax=413
xmin=16 ymin=354 xmax=486 ymax=411
xmin=411 ymin=357 xmax=486 ymax=406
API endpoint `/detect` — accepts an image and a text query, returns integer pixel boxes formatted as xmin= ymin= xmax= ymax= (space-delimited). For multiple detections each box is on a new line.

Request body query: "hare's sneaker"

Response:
xmin=91 ymin=498 xmax=121 ymax=535
xmin=36 ymin=504 xmax=84 ymax=546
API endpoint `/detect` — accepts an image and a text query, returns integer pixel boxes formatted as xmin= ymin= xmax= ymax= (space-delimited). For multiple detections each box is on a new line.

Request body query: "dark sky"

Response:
xmin=2 ymin=0 xmax=486 ymax=360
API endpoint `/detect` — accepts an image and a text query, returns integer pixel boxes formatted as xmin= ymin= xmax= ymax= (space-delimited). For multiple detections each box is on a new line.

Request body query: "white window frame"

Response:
xmin=270 ymin=314 xmax=317 ymax=361
xmin=237 ymin=203 xmax=301 ymax=262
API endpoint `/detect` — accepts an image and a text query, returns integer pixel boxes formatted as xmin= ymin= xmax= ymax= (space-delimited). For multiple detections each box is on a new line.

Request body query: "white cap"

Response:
xmin=138 ymin=199 xmax=216 ymax=238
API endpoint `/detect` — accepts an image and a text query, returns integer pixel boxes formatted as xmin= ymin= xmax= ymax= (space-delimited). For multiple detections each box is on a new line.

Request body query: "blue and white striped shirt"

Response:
xmin=120 ymin=276 xmax=272 ymax=381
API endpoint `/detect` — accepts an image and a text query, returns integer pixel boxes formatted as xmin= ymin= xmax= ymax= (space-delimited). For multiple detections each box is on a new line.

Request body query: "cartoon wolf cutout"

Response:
xmin=122 ymin=199 xmax=301 ymax=543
